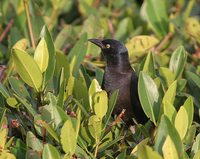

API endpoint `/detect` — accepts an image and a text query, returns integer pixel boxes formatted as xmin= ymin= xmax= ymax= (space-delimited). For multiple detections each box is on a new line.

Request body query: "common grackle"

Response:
xmin=88 ymin=39 xmax=148 ymax=125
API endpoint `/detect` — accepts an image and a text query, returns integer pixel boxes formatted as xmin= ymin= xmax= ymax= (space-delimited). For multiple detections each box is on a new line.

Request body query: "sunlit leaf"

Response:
xmin=126 ymin=35 xmax=159 ymax=60
xmin=163 ymin=101 xmax=177 ymax=123
xmin=89 ymin=79 xmax=102 ymax=109
xmin=162 ymin=80 xmax=177 ymax=105
xmin=61 ymin=119 xmax=77 ymax=155
xmin=34 ymin=38 xmax=49 ymax=73
xmin=175 ymin=106 xmax=188 ymax=140
xmin=12 ymin=48 xmax=42 ymax=91
xmin=162 ymin=136 xmax=179 ymax=159
xmin=138 ymin=145 xmax=163 ymax=159
xmin=93 ymin=90 xmax=108 ymax=120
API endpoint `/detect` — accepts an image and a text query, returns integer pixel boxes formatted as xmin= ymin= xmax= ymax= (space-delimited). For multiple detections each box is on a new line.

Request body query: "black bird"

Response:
xmin=88 ymin=39 xmax=148 ymax=125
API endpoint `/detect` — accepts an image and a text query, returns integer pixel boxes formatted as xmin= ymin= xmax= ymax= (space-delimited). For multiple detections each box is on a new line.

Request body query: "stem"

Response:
xmin=154 ymin=32 xmax=173 ymax=54
xmin=183 ymin=0 xmax=195 ymax=20
xmin=23 ymin=0 xmax=35 ymax=48
xmin=94 ymin=139 xmax=100 ymax=157
xmin=0 ymin=19 xmax=14 ymax=43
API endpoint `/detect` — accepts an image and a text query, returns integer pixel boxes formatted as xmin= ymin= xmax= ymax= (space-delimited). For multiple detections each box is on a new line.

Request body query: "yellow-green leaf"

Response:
xmin=193 ymin=150 xmax=200 ymax=159
xmin=34 ymin=38 xmax=49 ymax=73
xmin=0 ymin=129 xmax=8 ymax=150
xmin=88 ymin=115 xmax=102 ymax=140
xmin=60 ymin=119 xmax=77 ymax=155
xmin=138 ymin=145 xmax=163 ymax=159
xmin=6 ymin=97 xmax=18 ymax=108
xmin=183 ymin=96 xmax=194 ymax=128
xmin=0 ymin=152 xmax=16 ymax=159
xmin=175 ymin=106 xmax=188 ymax=140
xmin=89 ymin=79 xmax=102 ymax=109
xmin=159 ymin=67 xmax=175 ymax=88
xmin=162 ymin=80 xmax=177 ymax=105
xmin=12 ymin=38 xmax=28 ymax=50
xmin=126 ymin=35 xmax=159 ymax=61
xmin=162 ymin=136 xmax=179 ymax=159
xmin=93 ymin=91 xmax=108 ymax=120
xmin=12 ymin=48 xmax=42 ymax=91
xmin=163 ymin=101 xmax=177 ymax=123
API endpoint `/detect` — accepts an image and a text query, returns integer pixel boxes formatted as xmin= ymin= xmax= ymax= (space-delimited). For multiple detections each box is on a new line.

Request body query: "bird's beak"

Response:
xmin=88 ymin=39 xmax=104 ymax=49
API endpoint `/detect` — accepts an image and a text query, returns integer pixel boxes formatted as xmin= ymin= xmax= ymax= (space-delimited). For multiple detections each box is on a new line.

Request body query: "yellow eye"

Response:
xmin=106 ymin=44 xmax=110 ymax=48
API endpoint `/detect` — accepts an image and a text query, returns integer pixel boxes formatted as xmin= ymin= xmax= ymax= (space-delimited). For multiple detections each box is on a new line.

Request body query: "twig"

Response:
xmin=105 ymin=109 xmax=126 ymax=132
xmin=111 ymin=109 xmax=126 ymax=126
xmin=0 ymin=19 xmax=14 ymax=43
xmin=154 ymin=32 xmax=173 ymax=54
xmin=107 ymin=19 xmax=115 ymax=39
xmin=23 ymin=0 xmax=35 ymax=48
xmin=43 ymin=127 xmax=46 ymax=144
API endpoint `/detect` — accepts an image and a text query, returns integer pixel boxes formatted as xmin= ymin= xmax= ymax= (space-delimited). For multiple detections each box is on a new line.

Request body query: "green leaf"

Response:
xmin=73 ymin=78 xmax=90 ymax=112
xmin=138 ymin=145 xmax=163 ymax=159
xmin=159 ymin=67 xmax=175 ymax=88
xmin=169 ymin=46 xmax=187 ymax=79
xmin=162 ymin=80 xmax=177 ymax=105
xmin=8 ymin=77 xmax=30 ymax=99
xmin=186 ymin=71 xmax=200 ymax=89
xmin=98 ymin=136 xmax=124 ymax=153
xmin=138 ymin=71 xmax=160 ymax=125
xmin=143 ymin=0 xmax=169 ymax=38
xmin=183 ymin=96 xmax=194 ymax=128
xmin=163 ymin=101 xmax=177 ymax=123
xmin=34 ymin=38 xmax=49 ymax=73
xmin=57 ymin=68 xmax=66 ymax=108
xmin=39 ymin=121 xmax=60 ymax=143
xmin=126 ymin=35 xmax=159 ymax=61
xmin=40 ymin=26 xmax=55 ymax=83
xmin=6 ymin=97 xmax=18 ymax=108
xmin=12 ymin=48 xmax=42 ymax=91
xmin=89 ymin=79 xmax=102 ymax=110
xmin=141 ymin=51 xmax=156 ymax=78
xmin=0 ymin=83 xmax=10 ymax=98
xmin=88 ymin=115 xmax=102 ymax=140
xmin=175 ymin=106 xmax=188 ymax=140
xmin=184 ymin=125 xmax=196 ymax=146
xmin=42 ymin=144 xmax=61 ymax=159
xmin=54 ymin=51 xmax=70 ymax=80
xmin=162 ymin=136 xmax=179 ymax=159
xmin=26 ymin=131 xmax=43 ymax=152
xmin=67 ymin=33 xmax=88 ymax=76
xmin=61 ymin=119 xmax=77 ymax=155
xmin=93 ymin=91 xmax=108 ymax=120
xmin=154 ymin=115 xmax=184 ymax=158
xmin=103 ymin=90 xmax=119 ymax=131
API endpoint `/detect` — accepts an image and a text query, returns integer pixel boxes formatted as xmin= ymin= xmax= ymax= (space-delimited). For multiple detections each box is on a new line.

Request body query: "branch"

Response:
xmin=23 ymin=0 xmax=35 ymax=48
xmin=0 ymin=19 xmax=14 ymax=43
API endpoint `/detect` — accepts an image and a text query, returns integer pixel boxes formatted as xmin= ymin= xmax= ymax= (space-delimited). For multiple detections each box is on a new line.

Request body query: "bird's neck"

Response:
xmin=105 ymin=53 xmax=132 ymax=72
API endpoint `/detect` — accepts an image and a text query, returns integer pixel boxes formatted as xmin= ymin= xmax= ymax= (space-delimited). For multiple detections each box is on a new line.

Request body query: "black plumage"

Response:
xmin=88 ymin=39 xmax=148 ymax=125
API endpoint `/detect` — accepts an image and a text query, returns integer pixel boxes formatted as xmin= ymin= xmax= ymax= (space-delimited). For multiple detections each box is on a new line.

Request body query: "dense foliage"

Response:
xmin=0 ymin=0 xmax=200 ymax=158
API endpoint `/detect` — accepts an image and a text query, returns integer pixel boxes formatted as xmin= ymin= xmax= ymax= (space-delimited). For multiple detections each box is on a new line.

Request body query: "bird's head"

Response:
xmin=88 ymin=39 xmax=128 ymax=56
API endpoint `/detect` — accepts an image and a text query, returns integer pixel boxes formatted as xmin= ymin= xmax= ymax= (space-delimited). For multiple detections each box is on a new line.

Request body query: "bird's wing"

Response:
xmin=130 ymin=71 xmax=148 ymax=124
